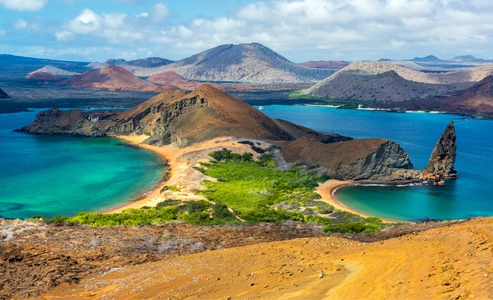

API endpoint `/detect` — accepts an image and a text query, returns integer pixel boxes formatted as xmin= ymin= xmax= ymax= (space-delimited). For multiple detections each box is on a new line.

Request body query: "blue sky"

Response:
xmin=1 ymin=0 xmax=493 ymax=62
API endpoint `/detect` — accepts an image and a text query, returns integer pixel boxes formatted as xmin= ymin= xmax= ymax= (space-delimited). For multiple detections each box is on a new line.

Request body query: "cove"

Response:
xmin=262 ymin=105 xmax=493 ymax=222
xmin=0 ymin=110 xmax=164 ymax=219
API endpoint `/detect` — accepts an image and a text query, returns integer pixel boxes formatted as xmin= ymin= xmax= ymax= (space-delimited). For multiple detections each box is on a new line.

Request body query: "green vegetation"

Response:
xmin=474 ymin=113 xmax=493 ymax=119
xmin=289 ymin=90 xmax=378 ymax=109
xmin=160 ymin=185 xmax=180 ymax=192
xmin=197 ymin=149 xmax=388 ymax=233
xmin=42 ymin=148 xmax=389 ymax=234
xmin=43 ymin=199 xmax=239 ymax=227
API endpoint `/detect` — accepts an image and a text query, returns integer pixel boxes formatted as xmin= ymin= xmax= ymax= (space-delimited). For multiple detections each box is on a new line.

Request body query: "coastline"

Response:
xmin=103 ymin=135 xmax=264 ymax=214
xmin=316 ymin=180 xmax=397 ymax=223
xmin=103 ymin=135 xmax=170 ymax=214
xmin=104 ymin=136 xmax=399 ymax=223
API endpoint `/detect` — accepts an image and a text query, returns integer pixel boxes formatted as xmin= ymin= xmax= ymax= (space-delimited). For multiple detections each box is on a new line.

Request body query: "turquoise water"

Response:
xmin=0 ymin=110 xmax=164 ymax=219
xmin=262 ymin=106 xmax=493 ymax=222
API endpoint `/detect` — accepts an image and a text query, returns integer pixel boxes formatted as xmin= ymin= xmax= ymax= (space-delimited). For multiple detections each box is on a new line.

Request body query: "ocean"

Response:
xmin=262 ymin=105 xmax=493 ymax=222
xmin=0 ymin=110 xmax=164 ymax=219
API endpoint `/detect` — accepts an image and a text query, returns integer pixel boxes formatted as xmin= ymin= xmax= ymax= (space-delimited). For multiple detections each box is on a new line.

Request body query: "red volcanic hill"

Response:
xmin=297 ymin=60 xmax=350 ymax=69
xmin=60 ymin=66 xmax=149 ymax=90
xmin=147 ymin=71 xmax=187 ymax=85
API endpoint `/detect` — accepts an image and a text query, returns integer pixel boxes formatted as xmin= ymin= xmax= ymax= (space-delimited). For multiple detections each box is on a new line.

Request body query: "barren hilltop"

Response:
xmin=303 ymin=61 xmax=493 ymax=116
xmin=59 ymin=66 xmax=149 ymax=91
xmin=128 ymin=43 xmax=336 ymax=83
xmin=39 ymin=217 xmax=493 ymax=299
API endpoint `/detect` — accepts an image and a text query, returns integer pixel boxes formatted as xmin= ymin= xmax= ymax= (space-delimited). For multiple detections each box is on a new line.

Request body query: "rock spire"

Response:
xmin=425 ymin=121 xmax=458 ymax=179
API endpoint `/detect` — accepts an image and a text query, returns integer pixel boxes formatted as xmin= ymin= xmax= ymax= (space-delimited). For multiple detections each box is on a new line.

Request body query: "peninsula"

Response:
xmin=18 ymin=85 xmax=457 ymax=185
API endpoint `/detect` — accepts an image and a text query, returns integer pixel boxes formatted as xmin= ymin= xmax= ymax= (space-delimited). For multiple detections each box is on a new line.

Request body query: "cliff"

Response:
xmin=281 ymin=136 xmax=421 ymax=181
xmin=424 ymin=121 xmax=458 ymax=179
xmin=18 ymin=85 xmax=295 ymax=146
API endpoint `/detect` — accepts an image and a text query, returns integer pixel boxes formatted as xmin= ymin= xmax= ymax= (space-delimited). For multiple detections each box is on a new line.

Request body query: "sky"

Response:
xmin=0 ymin=0 xmax=493 ymax=62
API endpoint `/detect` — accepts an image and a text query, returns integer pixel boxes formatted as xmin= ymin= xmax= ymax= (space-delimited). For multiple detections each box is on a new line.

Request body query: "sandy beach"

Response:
xmin=105 ymin=135 xmax=270 ymax=213
xmin=105 ymin=135 xmax=396 ymax=223
xmin=316 ymin=180 xmax=396 ymax=223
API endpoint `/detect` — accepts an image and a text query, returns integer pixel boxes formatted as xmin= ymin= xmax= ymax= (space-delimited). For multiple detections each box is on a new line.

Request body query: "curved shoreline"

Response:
xmin=316 ymin=180 xmax=398 ymax=223
xmin=103 ymin=135 xmax=171 ymax=214
xmin=104 ymin=136 xmax=401 ymax=223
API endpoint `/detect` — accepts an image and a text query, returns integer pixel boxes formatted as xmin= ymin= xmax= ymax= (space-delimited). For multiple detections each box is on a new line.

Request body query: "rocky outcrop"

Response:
xmin=0 ymin=88 xmax=10 ymax=99
xmin=18 ymin=86 xmax=295 ymax=146
xmin=17 ymin=108 xmax=118 ymax=137
xmin=424 ymin=121 xmax=458 ymax=179
xmin=281 ymin=136 xmax=421 ymax=181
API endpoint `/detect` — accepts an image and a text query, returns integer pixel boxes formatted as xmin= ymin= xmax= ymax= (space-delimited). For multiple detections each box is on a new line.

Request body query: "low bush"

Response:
xmin=43 ymin=199 xmax=239 ymax=227
xmin=160 ymin=185 xmax=180 ymax=192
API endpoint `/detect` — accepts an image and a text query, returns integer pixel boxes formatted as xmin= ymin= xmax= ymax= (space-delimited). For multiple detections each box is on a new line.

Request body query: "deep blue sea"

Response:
xmin=262 ymin=105 xmax=493 ymax=222
xmin=0 ymin=110 xmax=164 ymax=219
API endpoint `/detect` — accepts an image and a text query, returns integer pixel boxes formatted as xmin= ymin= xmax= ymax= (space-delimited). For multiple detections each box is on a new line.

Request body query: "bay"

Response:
xmin=0 ymin=110 xmax=164 ymax=219
xmin=262 ymin=105 xmax=493 ymax=222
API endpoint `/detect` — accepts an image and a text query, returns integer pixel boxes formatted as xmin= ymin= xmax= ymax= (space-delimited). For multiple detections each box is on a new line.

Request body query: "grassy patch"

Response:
xmin=43 ymin=199 xmax=239 ymax=227
xmin=289 ymin=91 xmax=379 ymax=109
xmin=198 ymin=159 xmax=328 ymax=222
xmin=197 ymin=152 xmax=389 ymax=233
xmin=160 ymin=185 xmax=180 ymax=193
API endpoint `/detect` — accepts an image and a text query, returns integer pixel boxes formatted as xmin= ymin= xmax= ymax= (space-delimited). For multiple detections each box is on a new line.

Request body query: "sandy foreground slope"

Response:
xmin=41 ymin=218 xmax=493 ymax=299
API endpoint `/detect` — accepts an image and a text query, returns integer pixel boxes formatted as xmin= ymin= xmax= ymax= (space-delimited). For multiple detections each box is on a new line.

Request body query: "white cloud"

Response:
xmin=55 ymin=31 xmax=73 ymax=41
xmin=68 ymin=9 xmax=101 ymax=34
xmin=0 ymin=0 xmax=47 ymax=11
xmin=50 ymin=0 xmax=493 ymax=61
xmin=151 ymin=3 xmax=168 ymax=23
xmin=14 ymin=19 xmax=28 ymax=29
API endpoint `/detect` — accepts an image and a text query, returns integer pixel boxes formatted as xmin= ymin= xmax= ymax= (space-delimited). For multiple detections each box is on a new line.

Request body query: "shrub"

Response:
xmin=156 ymin=199 xmax=182 ymax=208
xmin=160 ymin=185 xmax=181 ymax=193
xmin=323 ymin=223 xmax=383 ymax=234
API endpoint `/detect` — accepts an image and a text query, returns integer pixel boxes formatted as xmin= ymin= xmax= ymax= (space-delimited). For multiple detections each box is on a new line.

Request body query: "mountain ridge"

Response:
xmin=304 ymin=61 xmax=493 ymax=102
